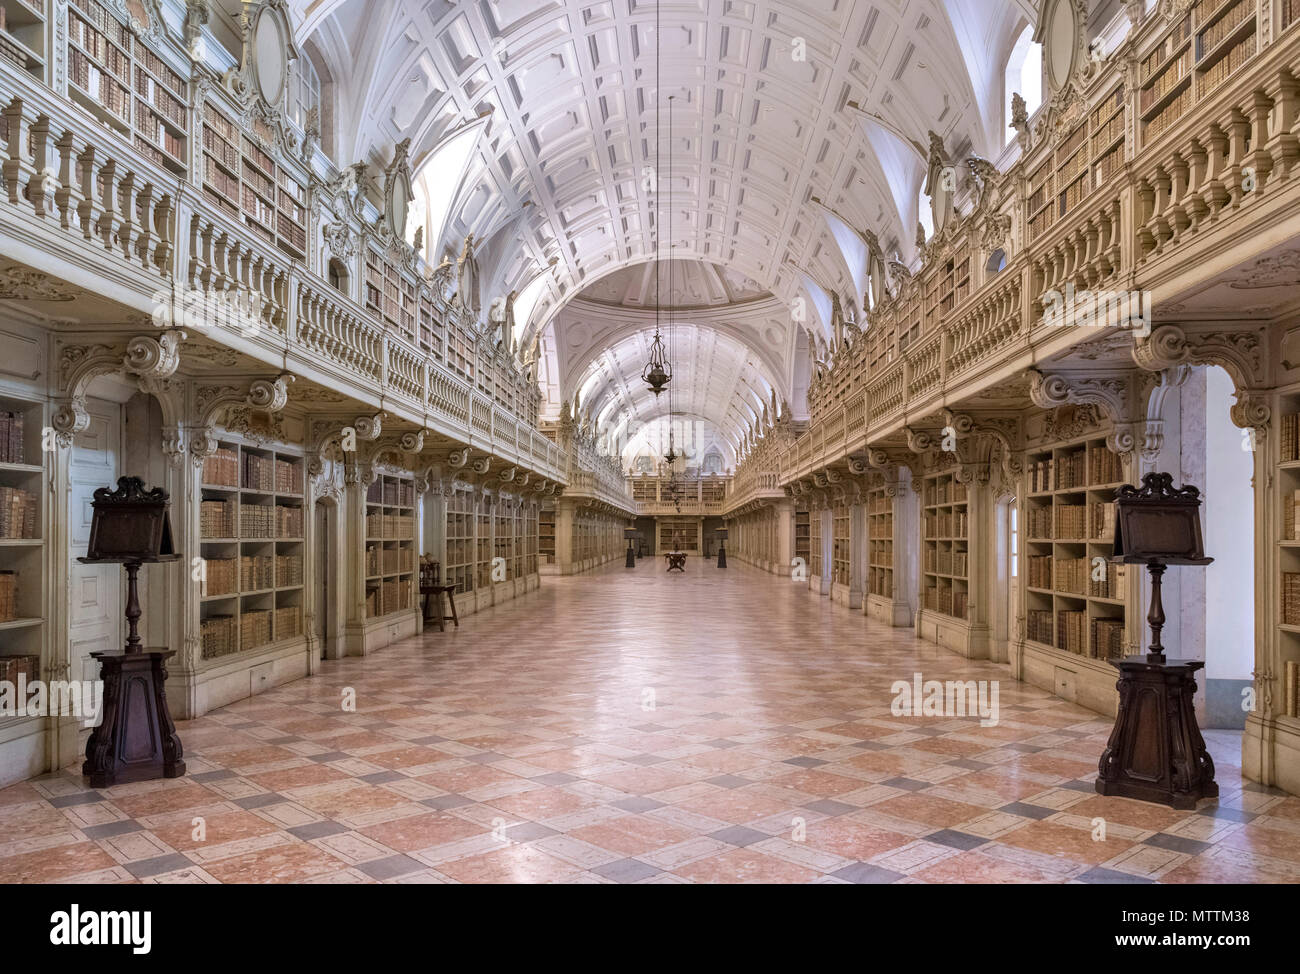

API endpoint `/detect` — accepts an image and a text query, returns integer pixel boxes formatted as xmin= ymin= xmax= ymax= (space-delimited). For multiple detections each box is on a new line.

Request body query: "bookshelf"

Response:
xmin=495 ymin=503 xmax=514 ymax=582
xmin=522 ymin=505 xmax=538 ymax=576
xmin=0 ymin=395 xmax=45 ymax=704
xmin=794 ymin=509 xmax=810 ymax=566
xmin=1023 ymin=435 xmax=1128 ymax=661
xmin=868 ymin=487 xmax=893 ymax=600
xmin=200 ymin=100 xmax=307 ymax=259
xmin=1135 ymin=1 xmax=1260 ymax=146
xmin=199 ymin=441 xmax=304 ymax=660
xmin=445 ymin=489 xmax=475 ymax=594
xmin=364 ymin=473 xmax=415 ymax=619
xmin=808 ymin=509 xmax=823 ymax=581
xmin=0 ymin=0 xmax=46 ymax=81
xmin=66 ymin=0 xmax=188 ymax=174
xmin=832 ymin=505 xmax=851 ymax=587
xmin=364 ymin=246 xmax=418 ymax=342
xmin=475 ymin=502 xmax=491 ymax=588
xmin=922 ymin=471 xmax=969 ymax=621
xmin=538 ymin=508 xmax=556 ymax=565
xmin=658 ymin=518 xmax=699 ymax=552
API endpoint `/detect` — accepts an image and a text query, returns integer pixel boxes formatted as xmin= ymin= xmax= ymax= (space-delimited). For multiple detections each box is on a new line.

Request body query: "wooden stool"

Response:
xmin=421 ymin=584 xmax=459 ymax=631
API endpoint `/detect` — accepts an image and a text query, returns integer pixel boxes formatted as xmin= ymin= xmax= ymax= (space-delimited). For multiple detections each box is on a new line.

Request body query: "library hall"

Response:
xmin=0 ymin=0 xmax=1298 ymax=895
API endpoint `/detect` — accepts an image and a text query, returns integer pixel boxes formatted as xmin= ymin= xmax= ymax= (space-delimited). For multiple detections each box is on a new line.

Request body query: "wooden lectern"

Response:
xmin=77 ymin=477 xmax=185 ymax=788
xmin=1096 ymin=473 xmax=1217 ymax=809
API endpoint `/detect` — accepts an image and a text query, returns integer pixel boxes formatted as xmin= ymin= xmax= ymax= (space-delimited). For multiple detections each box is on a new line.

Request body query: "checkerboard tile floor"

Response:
xmin=1 ymin=560 xmax=1296 ymax=884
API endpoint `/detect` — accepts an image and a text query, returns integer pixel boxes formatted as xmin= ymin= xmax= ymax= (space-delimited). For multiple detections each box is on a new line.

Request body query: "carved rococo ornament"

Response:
xmin=1132 ymin=324 xmax=1269 ymax=434
xmin=223 ymin=0 xmax=298 ymax=117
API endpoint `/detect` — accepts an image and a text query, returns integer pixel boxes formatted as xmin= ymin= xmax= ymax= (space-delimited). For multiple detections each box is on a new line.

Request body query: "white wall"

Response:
xmin=1204 ymin=366 xmax=1255 ymax=681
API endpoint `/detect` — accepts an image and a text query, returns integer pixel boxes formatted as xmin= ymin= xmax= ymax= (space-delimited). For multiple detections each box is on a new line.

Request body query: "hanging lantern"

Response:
xmin=642 ymin=329 xmax=672 ymax=396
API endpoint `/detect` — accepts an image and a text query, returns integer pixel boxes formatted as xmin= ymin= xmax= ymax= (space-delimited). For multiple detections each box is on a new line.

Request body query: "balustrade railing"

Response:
xmin=0 ymin=49 xmax=566 ymax=483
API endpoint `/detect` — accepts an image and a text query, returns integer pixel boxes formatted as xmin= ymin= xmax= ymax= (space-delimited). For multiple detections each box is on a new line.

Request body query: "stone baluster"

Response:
xmin=135 ymin=181 xmax=155 ymax=269
xmin=55 ymin=130 xmax=80 ymax=232
xmin=75 ymin=144 xmax=99 ymax=239
xmin=1240 ymin=89 xmax=1274 ymax=197
xmin=1262 ymin=69 xmax=1299 ymax=181
xmin=3 ymin=98 xmax=33 ymax=207
xmin=95 ymin=157 xmax=119 ymax=250
xmin=116 ymin=170 xmax=136 ymax=261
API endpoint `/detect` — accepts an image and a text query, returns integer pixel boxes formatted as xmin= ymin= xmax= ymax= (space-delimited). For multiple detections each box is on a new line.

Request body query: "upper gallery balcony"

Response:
xmin=738 ymin=1 xmax=1300 ymax=486
xmin=0 ymin=0 xmax=568 ymax=484
xmin=629 ymin=474 xmax=733 ymax=516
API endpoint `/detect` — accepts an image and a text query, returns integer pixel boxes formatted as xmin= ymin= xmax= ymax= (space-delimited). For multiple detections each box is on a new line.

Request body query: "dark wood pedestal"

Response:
xmin=83 ymin=648 xmax=185 ymax=789
xmin=1095 ymin=657 xmax=1217 ymax=810
xmin=665 ymin=551 xmax=687 ymax=572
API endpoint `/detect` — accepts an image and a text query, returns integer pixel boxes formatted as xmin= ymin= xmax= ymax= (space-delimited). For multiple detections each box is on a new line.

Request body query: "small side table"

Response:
xmin=421 ymin=584 xmax=459 ymax=631
xmin=665 ymin=551 xmax=687 ymax=572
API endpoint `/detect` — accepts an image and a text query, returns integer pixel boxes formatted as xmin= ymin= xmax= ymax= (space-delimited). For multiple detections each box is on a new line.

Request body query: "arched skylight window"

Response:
xmin=510 ymin=272 xmax=551 ymax=348
xmin=1004 ymin=24 xmax=1042 ymax=145
xmin=408 ymin=118 xmax=490 ymax=257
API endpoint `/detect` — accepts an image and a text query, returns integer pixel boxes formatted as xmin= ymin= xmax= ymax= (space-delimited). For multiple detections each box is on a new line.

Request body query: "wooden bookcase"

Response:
xmin=198 ymin=440 xmax=304 ymax=660
xmin=1023 ymin=435 xmax=1128 ymax=660
xmin=921 ymin=471 xmax=969 ymax=620
xmin=522 ymin=506 xmax=538 ymax=576
xmin=538 ymin=508 xmax=556 ymax=565
xmin=832 ymin=504 xmax=851 ymax=587
xmin=364 ymin=473 xmax=415 ymax=619
xmin=808 ymin=509 xmax=823 ymax=580
xmin=1137 ymin=0 xmax=1259 ymax=145
xmin=794 ymin=509 xmax=810 ymax=565
xmin=658 ymin=519 xmax=699 ymax=552
xmin=0 ymin=393 xmax=46 ymax=706
xmin=445 ymin=489 xmax=475 ymax=593
xmin=1272 ymin=396 xmax=1300 ymax=723
xmin=495 ymin=503 xmax=514 ymax=581
xmin=0 ymin=0 xmax=47 ymax=81
xmin=67 ymin=0 xmax=188 ymax=174
xmin=364 ymin=245 xmax=417 ymax=342
xmin=475 ymin=502 xmax=491 ymax=588
xmin=200 ymin=100 xmax=307 ymax=259
xmin=868 ymin=487 xmax=893 ymax=600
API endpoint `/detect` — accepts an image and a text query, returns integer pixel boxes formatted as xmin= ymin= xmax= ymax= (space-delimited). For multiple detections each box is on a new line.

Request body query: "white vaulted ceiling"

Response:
xmin=295 ymin=0 xmax=1033 ymax=438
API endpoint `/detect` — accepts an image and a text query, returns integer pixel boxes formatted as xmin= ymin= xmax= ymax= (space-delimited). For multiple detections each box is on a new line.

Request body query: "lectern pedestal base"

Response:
xmin=83 ymin=648 xmax=185 ymax=789
xmin=1095 ymin=657 xmax=1217 ymax=810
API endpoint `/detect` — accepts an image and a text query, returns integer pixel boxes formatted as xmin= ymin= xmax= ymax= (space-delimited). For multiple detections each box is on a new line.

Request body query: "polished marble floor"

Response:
xmin=1 ymin=559 xmax=1296 ymax=884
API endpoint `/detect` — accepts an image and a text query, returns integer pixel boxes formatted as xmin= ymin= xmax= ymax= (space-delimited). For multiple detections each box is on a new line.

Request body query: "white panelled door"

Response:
xmin=68 ymin=399 xmax=122 ymax=684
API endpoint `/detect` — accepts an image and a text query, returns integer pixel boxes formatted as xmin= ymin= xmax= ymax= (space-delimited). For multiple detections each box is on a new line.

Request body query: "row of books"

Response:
xmin=1199 ymin=33 xmax=1256 ymax=97
xmin=200 ymin=614 xmax=237 ymax=659
xmin=365 ymin=546 xmax=414 ymax=577
xmin=202 ymin=448 xmax=239 ymax=487
xmin=365 ymin=514 xmax=414 ymax=539
xmin=0 ymin=411 xmax=24 ymax=464
xmin=200 ymin=558 xmax=237 ymax=597
xmin=1055 ymin=504 xmax=1088 ymax=540
xmin=1283 ymin=572 xmax=1300 ymax=626
xmin=1057 ymin=610 xmax=1089 ymax=654
xmin=1196 ymin=0 xmax=1252 ymax=58
xmin=0 ymin=570 xmax=16 ymax=623
xmin=0 ymin=654 xmax=38 ymax=685
xmin=924 ymin=512 xmax=968 ymax=539
xmin=1280 ymin=412 xmax=1300 ymax=463
xmin=200 ymin=499 xmax=235 ymax=538
xmin=1139 ymin=49 xmax=1192 ymax=113
xmin=1146 ymin=87 xmax=1192 ymax=141
xmin=365 ymin=579 xmax=410 ymax=617
xmin=1287 ymin=660 xmax=1300 ymax=719
xmin=1027 ymin=609 xmax=1054 ymax=645
xmin=241 ymin=454 xmax=302 ymax=494
xmin=1028 ymin=555 xmax=1054 ymax=590
xmin=924 ymin=482 xmax=968 ymax=506
xmin=869 ymin=567 xmax=893 ymax=598
xmin=0 ymin=487 xmax=37 ymax=539
xmin=366 ymin=480 xmax=416 ymax=507
xmin=240 ymin=609 xmax=272 ymax=651
xmin=238 ymin=505 xmax=303 ymax=539
xmin=1141 ymin=14 xmax=1192 ymax=81
xmin=924 ymin=550 xmax=968 ymax=577
xmin=1093 ymin=618 xmax=1126 ymax=659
